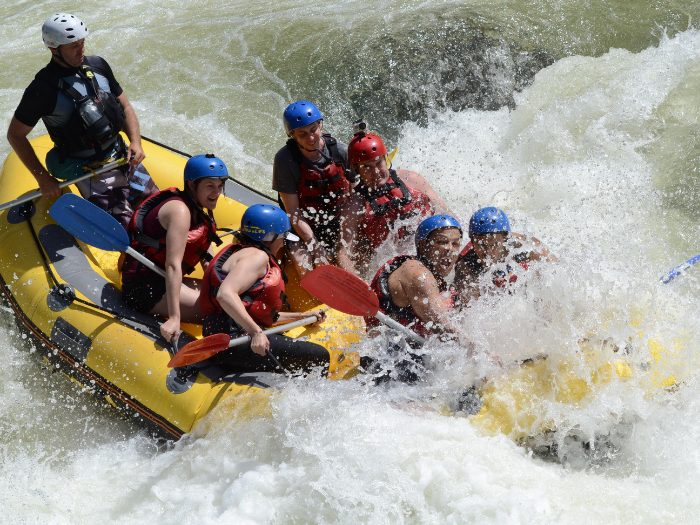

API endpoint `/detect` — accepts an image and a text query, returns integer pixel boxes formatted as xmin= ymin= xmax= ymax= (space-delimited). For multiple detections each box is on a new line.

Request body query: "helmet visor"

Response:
xmin=262 ymin=230 xmax=300 ymax=243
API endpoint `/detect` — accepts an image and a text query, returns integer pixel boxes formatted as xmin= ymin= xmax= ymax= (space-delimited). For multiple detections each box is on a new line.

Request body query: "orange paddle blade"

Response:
xmin=300 ymin=265 xmax=379 ymax=317
xmin=167 ymin=333 xmax=231 ymax=368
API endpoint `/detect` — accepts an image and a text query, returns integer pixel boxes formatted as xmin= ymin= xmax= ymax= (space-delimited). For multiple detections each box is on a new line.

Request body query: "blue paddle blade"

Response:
xmin=49 ymin=193 xmax=130 ymax=252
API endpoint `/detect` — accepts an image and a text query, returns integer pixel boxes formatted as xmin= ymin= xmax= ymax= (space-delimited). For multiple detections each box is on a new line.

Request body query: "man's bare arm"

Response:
xmin=279 ymin=192 xmax=315 ymax=244
xmin=395 ymin=170 xmax=450 ymax=214
xmin=391 ymin=259 xmax=455 ymax=332
xmin=511 ymin=232 xmax=559 ymax=263
xmin=7 ymin=117 xmax=60 ymax=197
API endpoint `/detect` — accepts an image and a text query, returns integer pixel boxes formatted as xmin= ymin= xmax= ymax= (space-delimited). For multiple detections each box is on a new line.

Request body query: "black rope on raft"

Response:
xmin=140 ymin=135 xmax=275 ymax=203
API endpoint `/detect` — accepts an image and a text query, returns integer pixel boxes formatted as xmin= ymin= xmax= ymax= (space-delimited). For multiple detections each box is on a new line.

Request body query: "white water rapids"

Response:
xmin=2 ymin=1 xmax=700 ymax=523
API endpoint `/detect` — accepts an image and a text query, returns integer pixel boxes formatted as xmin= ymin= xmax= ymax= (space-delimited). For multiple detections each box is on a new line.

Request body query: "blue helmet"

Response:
xmin=283 ymin=100 xmax=323 ymax=135
xmin=184 ymin=154 xmax=228 ymax=184
xmin=469 ymin=207 xmax=510 ymax=235
xmin=415 ymin=215 xmax=462 ymax=247
xmin=240 ymin=204 xmax=299 ymax=242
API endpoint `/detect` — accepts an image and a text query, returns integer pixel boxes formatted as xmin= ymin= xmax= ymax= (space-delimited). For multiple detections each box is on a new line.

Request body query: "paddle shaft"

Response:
xmin=0 ymin=159 xmax=126 ymax=213
xmin=660 ymin=254 xmax=700 ymax=283
xmin=167 ymin=312 xmax=323 ymax=368
xmin=375 ymin=311 xmax=427 ymax=345
xmin=227 ymin=314 xmax=321 ymax=348
xmin=124 ymin=247 xmax=166 ymax=278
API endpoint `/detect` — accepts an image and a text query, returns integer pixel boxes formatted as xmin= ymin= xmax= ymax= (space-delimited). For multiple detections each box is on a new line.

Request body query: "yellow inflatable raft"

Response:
xmin=0 ymin=135 xmax=363 ymax=439
xmin=0 ymin=135 xmax=681 ymax=445
xmin=468 ymin=333 xmax=682 ymax=450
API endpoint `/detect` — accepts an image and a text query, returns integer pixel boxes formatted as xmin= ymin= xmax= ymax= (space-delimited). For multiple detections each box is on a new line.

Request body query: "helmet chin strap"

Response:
xmin=314 ymin=147 xmax=333 ymax=163
xmin=297 ymin=143 xmax=315 ymax=153
xmin=296 ymin=140 xmax=332 ymax=163
xmin=184 ymin=181 xmax=205 ymax=210
xmin=296 ymin=135 xmax=326 ymax=156
xmin=52 ymin=47 xmax=74 ymax=68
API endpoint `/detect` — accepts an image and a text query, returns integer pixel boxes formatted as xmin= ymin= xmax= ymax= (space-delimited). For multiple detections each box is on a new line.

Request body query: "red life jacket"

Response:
xmin=287 ymin=134 xmax=350 ymax=221
xmin=200 ymin=242 xmax=288 ymax=328
xmin=458 ymin=242 xmax=528 ymax=286
xmin=355 ymin=171 xmax=432 ymax=248
xmin=124 ymin=187 xmax=221 ymax=276
xmin=366 ymin=255 xmax=454 ymax=339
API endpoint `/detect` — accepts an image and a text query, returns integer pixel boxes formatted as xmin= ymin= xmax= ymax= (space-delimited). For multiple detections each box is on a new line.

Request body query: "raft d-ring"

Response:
xmin=166 ymin=366 xmax=198 ymax=394
xmin=7 ymin=201 xmax=36 ymax=224
xmin=47 ymin=283 xmax=76 ymax=312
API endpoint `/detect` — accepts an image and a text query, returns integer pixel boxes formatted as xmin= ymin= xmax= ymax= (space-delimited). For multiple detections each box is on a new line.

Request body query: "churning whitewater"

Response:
xmin=2 ymin=0 xmax=700 ymax=523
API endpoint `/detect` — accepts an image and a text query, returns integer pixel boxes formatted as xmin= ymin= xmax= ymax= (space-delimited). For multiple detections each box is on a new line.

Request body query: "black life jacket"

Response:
xmin=36 ymin=58 xmax=125 ymax=159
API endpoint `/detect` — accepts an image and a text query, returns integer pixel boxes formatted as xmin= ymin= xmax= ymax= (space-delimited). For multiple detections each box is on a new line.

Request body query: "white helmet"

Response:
xmin=42 ymin=14 xmax=89 ymax=48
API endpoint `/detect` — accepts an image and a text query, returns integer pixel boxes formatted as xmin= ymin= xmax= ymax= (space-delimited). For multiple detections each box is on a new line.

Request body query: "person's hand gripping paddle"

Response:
xmin=0 ymin=158 xmax=128 ymax=213
xmin=166 ymin=314 xmax=324 ymax=371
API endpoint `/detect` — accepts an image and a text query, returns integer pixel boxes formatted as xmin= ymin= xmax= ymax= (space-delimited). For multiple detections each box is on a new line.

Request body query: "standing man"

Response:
xmin=336 ymin=129 xmax=450 ymax=277
xmin=6 ymin=13 xmax=156 ymax=228
xmin=272 ymin=100 xmax=354 ymax=277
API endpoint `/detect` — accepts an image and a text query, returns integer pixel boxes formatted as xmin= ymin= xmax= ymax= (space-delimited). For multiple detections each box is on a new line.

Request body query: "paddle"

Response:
xmin=387 ymin=147 xmax=399 ymax=166
xmin=167 ymin=314 xmax=321 ymax=368
xmin=0 ymin=158 xmax=127 ymax=213
xmin=660 ymin=254 xmax=700 ymax=283
xmin=299 ymin=265 xmax=427 ymax=345
xmin=49 ymin=193 xmax=166 ymax=278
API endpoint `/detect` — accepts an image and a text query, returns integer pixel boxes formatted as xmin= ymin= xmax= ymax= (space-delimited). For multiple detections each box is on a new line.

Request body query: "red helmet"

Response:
xmin=348 ymin=133 xmax=388 ymax=166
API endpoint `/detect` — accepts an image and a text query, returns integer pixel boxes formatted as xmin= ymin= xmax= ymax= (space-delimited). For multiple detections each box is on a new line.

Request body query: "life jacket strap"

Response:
xmin=303 ymin=172 xmax=343 ymax=188
xmin=195 ymin=247 xmax=213 ymax=263
xmin=361 ymin=172 xmax=414 ymax=218
xmin=133 ymin=232 xmax=163 ymax=250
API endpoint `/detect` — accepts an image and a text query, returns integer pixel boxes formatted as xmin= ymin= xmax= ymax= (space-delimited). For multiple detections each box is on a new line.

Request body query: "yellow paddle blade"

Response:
xmin=387 ymin=147 xmax=399 ymax=166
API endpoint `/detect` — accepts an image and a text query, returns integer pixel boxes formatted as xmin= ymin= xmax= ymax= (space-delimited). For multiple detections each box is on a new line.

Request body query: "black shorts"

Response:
xmin=203 ymin=313 xmax=330 ymax=375
xmin=216 ymin=334 xmax=329 ymax=375
xmin=122 ymin=274 xmax=166 ymax=314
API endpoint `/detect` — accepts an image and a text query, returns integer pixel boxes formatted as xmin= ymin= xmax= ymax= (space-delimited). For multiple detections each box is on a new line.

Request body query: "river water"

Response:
xmin=2 ymin=1 xmax=700 ymax=523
